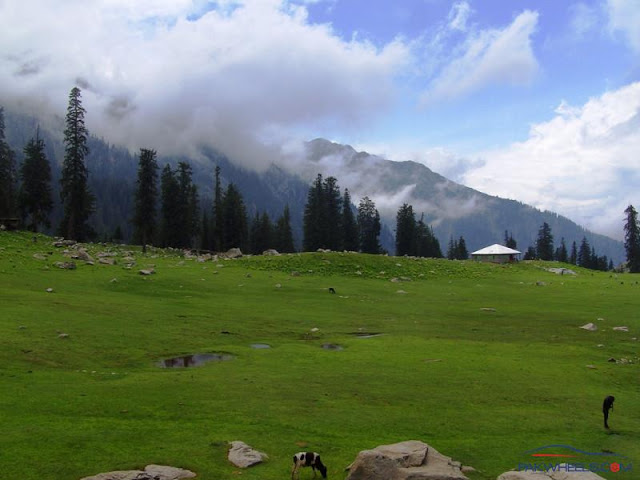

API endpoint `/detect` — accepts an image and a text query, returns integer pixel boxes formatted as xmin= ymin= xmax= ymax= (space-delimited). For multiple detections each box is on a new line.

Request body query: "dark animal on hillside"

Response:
xmin=328 ymin=287 xmax=336 ymax=294
xmin=292 ymin=451 xmax=327 ymax=479
xmin=603 ymin=395 xmax=615 ymax=429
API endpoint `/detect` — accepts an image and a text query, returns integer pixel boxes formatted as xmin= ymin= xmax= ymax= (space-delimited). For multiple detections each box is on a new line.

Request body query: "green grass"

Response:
xmin=1 ymin=230 xmax=638 ymax=479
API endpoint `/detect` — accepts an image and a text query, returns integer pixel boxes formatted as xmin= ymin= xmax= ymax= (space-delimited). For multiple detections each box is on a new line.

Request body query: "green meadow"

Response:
xmin=1 ymin=230 xmax=638 ymax=480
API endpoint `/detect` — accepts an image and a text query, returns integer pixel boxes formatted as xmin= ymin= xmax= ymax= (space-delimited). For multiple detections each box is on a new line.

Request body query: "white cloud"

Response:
xmin=606 ymin=0 xmax=640 ymax=51
xmin=461 ymin=82 xmax=640 ymax=240
xmin=0 ymin=0 xmax=409 ymax=169
xmin=448 ymin=1 xmax=472 ymax=32
xmin=568 ymin=2 xmax=599 ymax=40
xmin=420 ymin=10 xmax=539 ymax=105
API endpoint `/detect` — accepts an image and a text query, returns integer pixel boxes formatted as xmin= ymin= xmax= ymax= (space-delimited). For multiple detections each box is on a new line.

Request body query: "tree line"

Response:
xmin=2 ymin=87 xmax=639 ymax=271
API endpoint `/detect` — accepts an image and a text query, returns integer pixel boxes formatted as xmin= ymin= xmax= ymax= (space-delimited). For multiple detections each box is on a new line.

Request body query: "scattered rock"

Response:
xmin=580 ymin=323 xmax=597 ymax=331
xmin=586 ymin=365 xmax=597 ymax=369
xmin=275 ymin=283 xmax=282 ymax=289
xmin=546 ymin=268 xmax=577 ymax=275
xmin=224 ymin=248 xmax=243 ymax=259
xmin=345 ymin=440 xmax=468 ymax=480
xmin=613 ymin=326 xmax=629 ymax=332
xmin=536 ymin=281 xmax=547 ymax=286
xmin=110 ymin=278 xmax=118 ymax=283
xmin=74 ymin=248 xmax=94 ymax=262
xmin=227 ymin=441 xmax=268 ymax=468
xmin=291 ymin=271 xmax=301 ymax=277
xmin=99 ymin=257 xmax=116 ymax=265
xmin=139 ymin=268 xmax=155 ymax=275
xmin=53 ymin=239 xmax=76 ymax=248
xmin=480 ymin=307 xmax=496 ymax=312
xmin=58 ymin=333 xmax=69 ymax=339
xmin=33 ymin=253 xmax=47 ymax=260
xmin=46 ymin=288 xmax=54 ymax=293
xmin=54 ymin=261 xmax=76 ymax=270
xmin=608 ymin=357 xmax=617 ymax=363
xmin=80 ymin=464 xmax=196 ymax=480
xmin=497 ymin=464 xmax=607 ymax=479
xmin=396 ymin=290 xmax=408 ymax=294
xmin=263 ymin=249 xmax=280 ymax=256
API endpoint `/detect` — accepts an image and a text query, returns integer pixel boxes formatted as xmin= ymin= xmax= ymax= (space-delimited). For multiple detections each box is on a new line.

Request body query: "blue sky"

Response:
xmin=0 ymin=0 xmax=638 ymax=239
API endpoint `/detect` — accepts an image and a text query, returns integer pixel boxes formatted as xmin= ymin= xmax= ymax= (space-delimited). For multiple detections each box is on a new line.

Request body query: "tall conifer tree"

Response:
xmin=132 ymin=148 xmax=159 ymax=251
xmin=357 ymin=196 xmax=381 ymax=254
xmin=342 ymin=189 xmax=359 ymax=251
xmin=59 ymin=87 xmax=94 ymax=241
xmin=18 ymin=130 xmax=53 ymax=231
xmin=624 ymin=204 xmax=640 ymax=273
xmin=274 ymin=205 xmax=295 ymax=253
xmin=0 ymin=106 xmax=18 ymax=219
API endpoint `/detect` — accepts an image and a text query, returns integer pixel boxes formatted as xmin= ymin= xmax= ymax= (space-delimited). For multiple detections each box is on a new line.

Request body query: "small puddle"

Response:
xmin=250 ymin=343 xmax=271 ymax=349
xmin=159 ymin=353 xmax=234 ymax=368
xmin=322 ymin=343 xmax=344 ymax=351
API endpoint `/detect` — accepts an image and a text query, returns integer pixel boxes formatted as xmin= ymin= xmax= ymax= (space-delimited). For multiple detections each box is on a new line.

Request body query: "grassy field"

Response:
xmin=1 ymin=230 xmax=638 ymax=480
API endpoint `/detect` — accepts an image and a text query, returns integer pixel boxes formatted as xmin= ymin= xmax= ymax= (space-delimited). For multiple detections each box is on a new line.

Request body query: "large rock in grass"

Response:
xmin=80 ymin=464 xmax=196 ymax=480
xmin=497 ymin=465 xmax=607 ymax=479
xmin=345 ymin=440 xmax=469 ymax=480
xmin=228 ymin=440 xmax=268 ymax=468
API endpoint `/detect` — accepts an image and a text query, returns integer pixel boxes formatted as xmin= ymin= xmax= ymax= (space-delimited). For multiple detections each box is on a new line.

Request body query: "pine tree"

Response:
xmin=555 ymin=237 xmax=568 ymax=263
xmin=59 ymin=87 xmax=95 ymax=241
xmin=395 ymin=203 xmax=415 ymax=256
xmin=18 ymin=130 xmax=53 ymax=232
xmin=569 ymin=241 xmax=578 ymax=265
xmin=132 ymin=148 xmax=159 ymax=252
xmin=176 ymin=162 xmax=199 ymax=248
xmin=303 ymin=174 xmax=325 ymax=251
xmin=535 ymin=222 xmax=554 ymax=261
xmin=160 ymin=164 xmax=181 ymax=247
xmin=0 ymin=107 xmax=18 ymax=220
xmin=578 ymin=237 xmax=591 ymax=267
xmin=447 ymin=236 xmax=457 ymax=260
xmin=249 ymin=211 xmax=273 ymax=254
xmin=357 ymin=196 xmax=381 ymax=254
xmin=274 ymin=205 xmax=295 ymax=253
xmin=221 ymin=183 xmax=248 ymax=251
xmin=504 ymin=230 xmax=517 ymax=249
xmin=342 ymin=189 xmax=359 ymax=251
xmin=623 ymin=205 xmax=640 ymax=273
xmin=456 ymin=236 xmax=468 ymax=260
xmin=524 ymin=245 xmax=537 ymax=260
xmin=213 ymin=165 xmax=224 ymax=251
xmin=323 ymin=176 xmax=342 ymax=250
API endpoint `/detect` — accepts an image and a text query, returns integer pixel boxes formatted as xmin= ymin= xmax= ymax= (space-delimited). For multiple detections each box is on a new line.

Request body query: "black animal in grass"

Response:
xmin=292 ymin=451 xmax=327 ymax=479
xmin=603 ymin=395 xmax=615 ymax=429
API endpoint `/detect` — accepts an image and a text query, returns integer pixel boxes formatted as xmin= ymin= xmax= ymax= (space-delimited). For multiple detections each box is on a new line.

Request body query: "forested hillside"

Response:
xmin=2 ymin=108 xmax=624 ymax=264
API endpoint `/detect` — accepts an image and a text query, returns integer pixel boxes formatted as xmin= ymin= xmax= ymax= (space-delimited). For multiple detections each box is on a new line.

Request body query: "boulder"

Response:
xmin=80 ymin=464 xmax=196 ymax=480
xmin=227 ymin=440 xmax=268 ymax=468
xmin=224 ymin=248 xmax=243 ymax=259
xmin=613 ymin=326 xmax=629 ymax=332
xmin=345 ymin=440 xmax=468 ymax=480
xmin=497 ymin=465 xmax=607 ymax=479
xmin=55 ymin=261 xmax=77 ymax=270
xmin=74 ymin=248 xmax=94 ymax=262
xmin=139 ymin=268 xmax=155 ymax=275
xmin=263 ymin=249 xmax=280 ymax=256
xmin=580 ymin=323 xmax=597 ymax=331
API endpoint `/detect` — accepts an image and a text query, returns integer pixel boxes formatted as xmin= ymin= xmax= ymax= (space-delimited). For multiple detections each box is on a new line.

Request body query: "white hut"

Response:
xmin=471 ymin=244 xmax=521 ymax=263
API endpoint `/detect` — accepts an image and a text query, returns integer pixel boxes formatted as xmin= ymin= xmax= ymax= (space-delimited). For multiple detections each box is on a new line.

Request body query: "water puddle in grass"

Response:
xmin=322 ymin=343 xmax=344 ymax=351
xmin=159 ymin=353 xmax=234 ymax=368
xmin=250 ymin=343 xmax=271 ymax=349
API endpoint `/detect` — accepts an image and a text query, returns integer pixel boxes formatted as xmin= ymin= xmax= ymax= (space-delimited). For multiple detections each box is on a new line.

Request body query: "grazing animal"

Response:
xmin=292 ymin=451 xmax=327 ymax=479
xmin=603 ymin=395 xmax=615 ymax=429
xmin=328 ymin=287 xmax=336 ymax=294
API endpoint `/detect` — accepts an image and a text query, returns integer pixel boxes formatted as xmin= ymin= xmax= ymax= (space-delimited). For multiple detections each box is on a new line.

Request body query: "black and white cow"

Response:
xmin=291 ymin=451 xmax=327 ymax=479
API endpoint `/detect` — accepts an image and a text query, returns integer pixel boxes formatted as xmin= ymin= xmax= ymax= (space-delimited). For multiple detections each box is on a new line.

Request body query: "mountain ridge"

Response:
xmin=4 ymin=109 xmax=624 ymax=263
